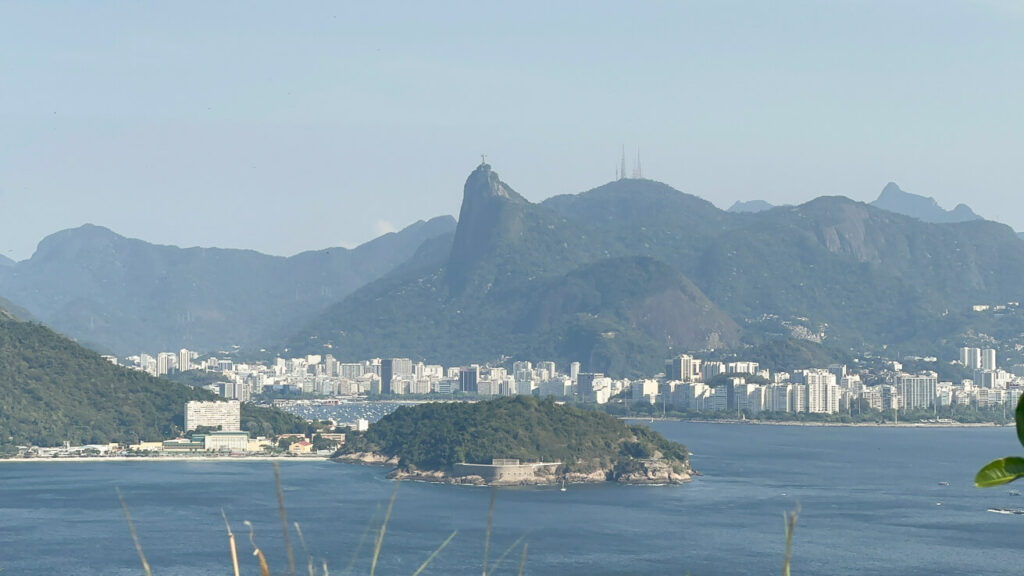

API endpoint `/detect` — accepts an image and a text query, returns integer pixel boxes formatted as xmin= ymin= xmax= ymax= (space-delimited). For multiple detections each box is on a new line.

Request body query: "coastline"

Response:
xmin=0 ymin=455 xmax=330 ymax=463
xmin=625 ymin=417 xmax=1009 ymax=428
xmin=332 ymin=452 xmax=692 ymax=486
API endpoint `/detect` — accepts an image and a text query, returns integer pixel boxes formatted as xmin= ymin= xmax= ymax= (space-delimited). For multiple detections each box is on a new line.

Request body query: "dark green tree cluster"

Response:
xmin=337 ymin=396 xmax=688 ymax=475
xmin=0 ymin=313 xmax=305 ymax=446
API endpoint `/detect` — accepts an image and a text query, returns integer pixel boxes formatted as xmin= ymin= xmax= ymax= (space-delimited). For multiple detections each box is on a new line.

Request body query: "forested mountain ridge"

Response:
xmin=0 ymin=216 xmax=455 ymax=354
xmin=0 ymin=310 xmax=305 ymax=447
xmin=290 ymin=164 xmax=1024 ymax=375
xmin=290 ymin=165 xmax=739 ymax=375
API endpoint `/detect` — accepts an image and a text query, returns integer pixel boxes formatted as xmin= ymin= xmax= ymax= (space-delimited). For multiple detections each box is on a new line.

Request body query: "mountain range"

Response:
xmin=727 ymin=200 xmax=775 ymax=213
xmin=869 ymin=182 xmax=982 ymax=224
xmin=0 ymin=217 xmax=454 ymax=354
xmin=3 ymin=167 xmax=1023 ymax=376
xmin=287 ymin=164 xmax=1024 ymax=375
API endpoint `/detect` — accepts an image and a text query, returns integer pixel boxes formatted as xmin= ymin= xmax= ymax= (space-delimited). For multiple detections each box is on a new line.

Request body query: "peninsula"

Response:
xmin=332 ymin=396 xmax=692 ymax=485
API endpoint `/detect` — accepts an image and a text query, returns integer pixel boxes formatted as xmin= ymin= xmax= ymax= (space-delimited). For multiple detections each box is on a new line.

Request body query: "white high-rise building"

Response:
xmin=179 ymin=348 xmax=193 ymax=372
xmin=185 ymin=400 xmax=240 ymax=432
xmin=982 ymin=349 xmax=997 ymax=371
xmin=791 ymin=384 xmax=808 ymax=413
xmin=803 ymin=370 xmax=839 ymax=414
xmin=961 ymin=347 xmax=982 ymax=370
xmin=157 ymin=352 xmax=177 ymax=376
xmin=897 ymin=372 xmax=938 ymax=411
xmin=766 ymin=384 xmax=792 ymax=413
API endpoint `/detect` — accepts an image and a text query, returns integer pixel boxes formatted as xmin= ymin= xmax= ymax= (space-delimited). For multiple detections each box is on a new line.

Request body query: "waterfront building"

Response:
xmin=766 ymin=383 xmax=792 ymax=413
xmin=204 ymin=431 xmax=250 ymax=452
xmin=802 ymin=370 xmax=839 ymax=414
xmin=791 ymin=384 xmax=808 ymax=413
xmin=185 ymin=400 xmax=241 ymax=432
xmin=735 ymin=383 xmax=765 ymax=414
xmin=380 ymin=358 xmax=413 ymax=395
xmin=896 ymin=372 xmax=938 ymax=411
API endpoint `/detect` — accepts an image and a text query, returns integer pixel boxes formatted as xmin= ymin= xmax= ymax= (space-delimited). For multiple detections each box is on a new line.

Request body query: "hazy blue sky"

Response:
xmin=2 ymin=1 xmax=1023 ymax=261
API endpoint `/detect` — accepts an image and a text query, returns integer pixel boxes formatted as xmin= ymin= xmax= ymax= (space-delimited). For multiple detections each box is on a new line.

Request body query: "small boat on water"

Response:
xmin=1009 ymin=489 xmax=1021 ymax=496
xmin=938 ymin=481 xmax=950 ymax=486
xmin=987 ymin=507 xmax=1024 ymax=515
xmin=560 ymin=479 xmax=567 ymax=492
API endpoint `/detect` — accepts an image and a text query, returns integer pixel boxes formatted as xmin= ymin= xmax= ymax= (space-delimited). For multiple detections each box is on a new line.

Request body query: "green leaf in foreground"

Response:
xmin=1015 ymin=395 xmax=1024 ymax=448
xmin=974 ymin=457 xmax=1024 ymax=487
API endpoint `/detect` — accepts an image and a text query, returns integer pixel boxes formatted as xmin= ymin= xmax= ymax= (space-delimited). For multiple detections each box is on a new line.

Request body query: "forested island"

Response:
xmin=333 ymin=396 xmax=692 ymax=485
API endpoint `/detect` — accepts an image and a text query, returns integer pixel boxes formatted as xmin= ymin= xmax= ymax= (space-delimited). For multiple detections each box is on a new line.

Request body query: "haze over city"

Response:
xmin=3 ymin=1 xmax=1024 ymax=261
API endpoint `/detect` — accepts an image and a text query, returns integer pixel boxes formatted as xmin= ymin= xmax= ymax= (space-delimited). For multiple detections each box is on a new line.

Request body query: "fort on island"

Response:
xmin=452 ymin=458 xmax=561 ymax=483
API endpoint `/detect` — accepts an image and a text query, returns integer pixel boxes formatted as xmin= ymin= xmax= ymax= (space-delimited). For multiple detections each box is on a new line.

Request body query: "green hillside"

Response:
xmin=0 ymin=311 xmax=305 ymax=446
xmin=337 ymin=396 xmax=689 ymax=477
xmin=289 ymin=166 xmax=738 ymax=375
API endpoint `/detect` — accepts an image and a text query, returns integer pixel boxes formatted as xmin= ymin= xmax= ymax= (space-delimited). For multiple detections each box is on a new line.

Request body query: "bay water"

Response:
xmin=1 ymin=422 xmax=1021 ymax=575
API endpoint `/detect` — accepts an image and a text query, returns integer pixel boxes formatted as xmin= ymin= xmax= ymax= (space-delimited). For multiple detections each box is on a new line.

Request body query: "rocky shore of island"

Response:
xmin=332 ymin=451 xmax=692 ymax=486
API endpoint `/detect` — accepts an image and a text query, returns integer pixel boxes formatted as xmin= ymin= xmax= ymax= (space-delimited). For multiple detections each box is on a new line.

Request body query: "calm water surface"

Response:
xmin=1 ymin=422 xmax=1021 ymax=575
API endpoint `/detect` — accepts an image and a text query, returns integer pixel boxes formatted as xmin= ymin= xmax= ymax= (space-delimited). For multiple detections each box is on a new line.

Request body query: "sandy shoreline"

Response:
xmin=0 ymin=455 xmax=331 ymax=463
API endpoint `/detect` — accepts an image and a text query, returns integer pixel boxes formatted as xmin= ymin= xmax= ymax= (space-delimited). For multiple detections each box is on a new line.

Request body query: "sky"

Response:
xmin=2 ymin=1 xmax=1023 ymax=261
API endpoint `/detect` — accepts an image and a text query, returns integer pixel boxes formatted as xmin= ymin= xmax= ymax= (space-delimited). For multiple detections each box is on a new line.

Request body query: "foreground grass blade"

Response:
xmin=975 ymin=456 xmax=1024 ymax=487
xmin=517 ymin=543 xmax=528 ymax=576
xmin=488 ymin=534 xmax=527 ymax=575
xmin=295 ymin=522 xmax=315 ymax=576
xmin=782 ymin=503 xmax=799 ymax=576
xmin=115 ymin=487 xmax=152 ymax=576
xmin=274 ymin=462 xmax=297 ymax=576
xmin=370 ymin=480 xmax=400 ymax=576
xmin=411 ymin=530 xmax=457 ymax=576
xmin=245 ymin=520 xmax=271 ymax=576
xmin=343 ymin=503 xmax=381 ymax=576
xmin=223 ymin=509 xmax=240 ymax=576
xmin=482 ymin=488 xmax=496 ymax=576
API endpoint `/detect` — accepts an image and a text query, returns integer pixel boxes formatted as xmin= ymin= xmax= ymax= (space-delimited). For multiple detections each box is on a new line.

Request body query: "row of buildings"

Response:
xmin=108 ymin=345 xmax=1024 ymax=416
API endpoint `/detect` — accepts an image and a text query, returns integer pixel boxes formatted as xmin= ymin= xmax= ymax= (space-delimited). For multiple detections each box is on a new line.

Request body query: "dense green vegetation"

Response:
xmin=337 ymin=396 xmax=688 ymax=475
xmin=976 ymin=397 xmax=1024 ymax=487
xmin=0 ymin=312 xmax=306 ymax=446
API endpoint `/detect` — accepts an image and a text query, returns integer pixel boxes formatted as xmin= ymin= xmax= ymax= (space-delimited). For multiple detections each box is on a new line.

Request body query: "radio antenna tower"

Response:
xmin=620 ymin=146 xmax=627 ymax=181
xmin=633 ymin=148 xmax=643 ymax=179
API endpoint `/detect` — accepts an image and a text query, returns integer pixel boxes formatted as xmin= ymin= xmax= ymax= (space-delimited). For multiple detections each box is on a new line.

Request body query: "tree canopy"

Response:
xmin=337 ymin=396 xmax=688 ymax=475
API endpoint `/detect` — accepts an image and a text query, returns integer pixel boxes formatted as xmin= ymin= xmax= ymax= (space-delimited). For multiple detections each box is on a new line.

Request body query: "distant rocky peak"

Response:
xmin=870 ymin=182 xmax=981 ymax=224
xmin=447 ymin=164 xmax=531 ymax=291
xmin=32 ymin=224 xmax=124 ymax=261
xmin=463 ymin=163 xmax=527 ymax=204
xmin=727 ymin=199 xmax=774 ymax=214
